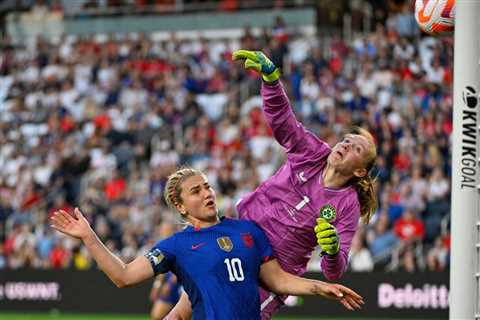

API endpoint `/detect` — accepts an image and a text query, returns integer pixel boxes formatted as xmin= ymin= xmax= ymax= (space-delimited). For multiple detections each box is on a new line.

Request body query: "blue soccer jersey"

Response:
xmin=145 ymin=217 xmax=273 ymax=320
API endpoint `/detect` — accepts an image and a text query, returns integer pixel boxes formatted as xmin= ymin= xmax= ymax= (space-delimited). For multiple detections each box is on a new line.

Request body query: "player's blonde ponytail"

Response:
xmin=350 ymin=127 xmax=378 ymax=224
xmin=164 ymin=167 xmax=205 ymax=213
xmin=353 ymin=174 xmax=377 ymax=224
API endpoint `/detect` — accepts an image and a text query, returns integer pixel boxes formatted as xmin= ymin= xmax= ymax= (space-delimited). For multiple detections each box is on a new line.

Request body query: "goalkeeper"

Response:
xmin=168 ymin=50 xmax=378 ymax=319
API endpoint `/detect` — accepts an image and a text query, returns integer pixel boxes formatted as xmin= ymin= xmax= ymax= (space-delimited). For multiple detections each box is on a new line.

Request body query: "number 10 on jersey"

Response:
xmin=224 ymin=258 xmax=245 ymax=282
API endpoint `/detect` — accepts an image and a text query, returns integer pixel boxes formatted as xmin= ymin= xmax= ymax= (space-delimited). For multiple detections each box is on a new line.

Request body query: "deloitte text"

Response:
xmin=378 ymin=283 xmax=449 ymax=309
xmin=460 ymin=86 xmax=478 ymax=189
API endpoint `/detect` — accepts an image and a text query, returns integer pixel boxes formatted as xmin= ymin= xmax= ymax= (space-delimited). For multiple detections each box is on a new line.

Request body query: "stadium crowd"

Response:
xmin=0 ymin=3 xmax=452 ymax=274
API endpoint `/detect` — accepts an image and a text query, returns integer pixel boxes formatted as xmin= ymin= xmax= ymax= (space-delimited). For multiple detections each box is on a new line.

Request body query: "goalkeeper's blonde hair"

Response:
xmin=349 ymin=126 xmax=377 ymax=224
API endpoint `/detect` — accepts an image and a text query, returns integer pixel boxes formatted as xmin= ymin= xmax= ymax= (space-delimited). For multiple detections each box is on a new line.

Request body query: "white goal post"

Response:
xmin=450 ymin=1 xmax=480 ymax=319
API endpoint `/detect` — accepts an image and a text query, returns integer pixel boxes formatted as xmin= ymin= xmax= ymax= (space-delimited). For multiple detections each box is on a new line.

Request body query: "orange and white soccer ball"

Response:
xmin=414 ymin=0 xmax=455 ymax=35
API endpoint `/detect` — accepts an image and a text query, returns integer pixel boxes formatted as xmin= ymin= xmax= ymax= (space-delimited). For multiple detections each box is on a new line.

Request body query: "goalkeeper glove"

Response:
xmin=232 ymin=50 xmax=280 ymax=83
xmin=315 ymin=218 xmax=340 ymax=256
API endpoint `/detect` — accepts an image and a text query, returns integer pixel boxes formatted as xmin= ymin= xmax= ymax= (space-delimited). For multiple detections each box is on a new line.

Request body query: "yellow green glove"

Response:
xmin=315 ymin=218 xmax=340 ymax=256
xmin=232 ymin=50 xmax=280 ymax=83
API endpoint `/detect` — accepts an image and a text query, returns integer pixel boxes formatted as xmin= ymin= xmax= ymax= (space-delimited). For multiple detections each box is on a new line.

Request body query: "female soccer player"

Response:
xmin=168 ymin=50 xmax=378 ymax=319
xmin=50 ymin=168 xmax=363 ymax=320
xmin=234 ymin=49 xmax=377 ymax=317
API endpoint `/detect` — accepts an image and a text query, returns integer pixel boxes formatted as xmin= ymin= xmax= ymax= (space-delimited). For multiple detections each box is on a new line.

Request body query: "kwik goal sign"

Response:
xmin=459 ymin=85 xmax=479 ymax=189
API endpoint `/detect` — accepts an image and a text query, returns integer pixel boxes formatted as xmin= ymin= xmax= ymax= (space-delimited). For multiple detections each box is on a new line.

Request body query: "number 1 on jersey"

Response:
xmin=224 ymin=258 xmax=245 ymax=282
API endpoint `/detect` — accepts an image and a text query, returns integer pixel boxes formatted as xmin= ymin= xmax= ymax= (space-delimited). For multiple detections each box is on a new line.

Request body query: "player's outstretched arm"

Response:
xmin=164 ymin=291 xmax=192 ymax=320
xmin=259 ymin=259 xmax=364 ymax=310
xmin=50 ymin=208 xmax=153 ymax=287
xmin=233 ymin=49 xmax=328 ymax=157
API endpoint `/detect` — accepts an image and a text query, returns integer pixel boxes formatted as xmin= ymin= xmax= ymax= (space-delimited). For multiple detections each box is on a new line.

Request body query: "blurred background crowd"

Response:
xmin=0 ymin=0 xmax=451 ymax=276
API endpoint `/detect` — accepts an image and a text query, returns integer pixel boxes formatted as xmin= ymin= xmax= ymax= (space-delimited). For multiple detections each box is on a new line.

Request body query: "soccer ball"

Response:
xmin=414 ymin=0 xmax=455 ymax=35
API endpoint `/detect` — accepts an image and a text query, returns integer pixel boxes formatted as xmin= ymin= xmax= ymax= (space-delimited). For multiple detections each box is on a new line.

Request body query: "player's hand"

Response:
xmin=232 ymin=50 xmax=280 ymax=83
xmin=314 ymin=218 xmax=340 ymax=255
xmin=50 ymin=208 xmax=93 ymax=240
xmin=316 ymin=282 xmax=364 ymax=310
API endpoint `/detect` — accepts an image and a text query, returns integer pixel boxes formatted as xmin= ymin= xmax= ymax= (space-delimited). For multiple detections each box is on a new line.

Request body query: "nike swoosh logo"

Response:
xmin=191 ymin=243 xmax=206 ymax=250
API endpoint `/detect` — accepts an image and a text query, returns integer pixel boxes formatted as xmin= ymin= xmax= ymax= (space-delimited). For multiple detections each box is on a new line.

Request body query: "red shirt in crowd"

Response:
xmin=104 ymin=177 xmax=126 ymax=202
xmin=394 ymin=215 xmax=425 ymax=241
xmin=49 ymin=245 xmax=69 ymax=268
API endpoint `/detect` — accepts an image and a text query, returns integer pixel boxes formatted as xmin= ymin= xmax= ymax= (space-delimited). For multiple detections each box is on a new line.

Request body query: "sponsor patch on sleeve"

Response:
xmin=145 ymin=248 xmax=164 ymax=267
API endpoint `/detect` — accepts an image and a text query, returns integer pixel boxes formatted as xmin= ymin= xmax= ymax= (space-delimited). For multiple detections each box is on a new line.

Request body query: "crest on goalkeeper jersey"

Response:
xmin=319 ymin=204 xmax=336 ymax=222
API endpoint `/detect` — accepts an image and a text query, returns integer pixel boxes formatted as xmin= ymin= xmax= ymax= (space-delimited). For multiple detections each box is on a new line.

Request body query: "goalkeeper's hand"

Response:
xmin=315 ymin=218 xmax=340 ymax=256
xmin=232 ymin=50 xmax=280 ymax=83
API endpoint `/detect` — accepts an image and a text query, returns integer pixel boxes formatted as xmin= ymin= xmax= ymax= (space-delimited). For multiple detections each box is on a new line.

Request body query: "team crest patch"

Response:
xmin=145 ymin=248 xmax=164 ymax=266
xmin=319 ymin=204 xmax=336 ymax=222
xmin=217 ymin=237 xmax=233 ymax=252
xmin=241 ymin=233 xmax=254 ymax=248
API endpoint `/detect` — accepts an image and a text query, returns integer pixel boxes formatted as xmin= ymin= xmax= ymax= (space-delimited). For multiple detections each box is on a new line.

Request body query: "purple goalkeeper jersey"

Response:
xmin=236 ymin=81 xmax=360 ymax=281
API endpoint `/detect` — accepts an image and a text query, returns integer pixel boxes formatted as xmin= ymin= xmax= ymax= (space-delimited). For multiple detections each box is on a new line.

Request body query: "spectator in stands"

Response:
xmin=72 ymin=246 xmax=92 ymax=270
xmin=394 ymin=209 xmax=425 ymax=245
xmin=0 ymin=244 xmax=6 ymax=269
xmin=424 ymin=167 xmax=449 ymax=241
xmin=399 ymin=246 xmax=417 ymax=272
xmin=426 ymin=235 xmax=449 ymax=272
xmin=349 ymin=229 xmax=374 ymax=272
xmin=367 ymin=211 xmax=399 ymax=262
xmin=49 ymin=241 xmax=71 ymax=268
